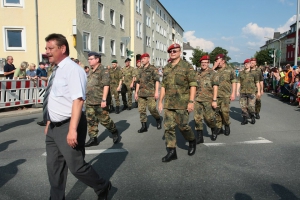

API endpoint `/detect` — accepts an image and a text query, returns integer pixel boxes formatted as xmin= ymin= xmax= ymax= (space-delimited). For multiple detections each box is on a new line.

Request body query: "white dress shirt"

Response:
xmin=48 ymin=57 xmax=87 ymax=122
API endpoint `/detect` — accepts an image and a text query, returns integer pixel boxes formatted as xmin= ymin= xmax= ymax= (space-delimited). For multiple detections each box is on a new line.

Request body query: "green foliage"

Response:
xmin=254 ymin=48 xmax=274 ymax=66
xmin=126 ymin=48 xmax=134 ymax=58
xmin=190 ymin=48 xmax=207 ymax=67
xmin=209 ymin=47 xmax=231 ymax=63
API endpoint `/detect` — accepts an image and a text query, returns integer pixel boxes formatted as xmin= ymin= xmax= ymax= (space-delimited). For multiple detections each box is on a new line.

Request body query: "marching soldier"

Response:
xmin=85 ymin=52 xmax=119 ymax=147
xmin=121 ymin=58 xmax=135 ymax=110
xmin=213 ymin=54 xmax=236 ymax=136
xmin=158 ymin=43 xmax=197 ymax=162
xmin=194 ymin=55 xmax=222 ymax=143
xmin=133 ymin=59 xmax=142 ymax=108
xmin=109 ymin=60 xmax=123 ymax=114
xmin=135 ymin=53 xmax=162 ymax=133
xmin=250 ymin=58 xmax=264 ymax=119
xmin=236 ymin=59 xmax=261 ymax=125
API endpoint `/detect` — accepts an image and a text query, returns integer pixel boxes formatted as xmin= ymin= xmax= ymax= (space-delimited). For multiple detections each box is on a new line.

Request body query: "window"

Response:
xmin=136 ymin=0 xmax=141 ymax=14
xmin=83 ymin=32 xmax=90 ymax=51
xmin=4 ymin=27 xmax=26 ymax=51
xmin=156 ymin=5 xmax=159 ymax=15
xmin=111 ymin=40 xmax=115 ymax=55
xmin=152 ymin=11 xmax=155 ymax=23
xmin=136 ymin=21 xmax=142 ymax=38
xmin=146 ymin=36 xmax=151 ymax=47
xmin=146 ymin=15 xmax=151 ymax=27
xmin=120 ymin=43 xmax=125 ymax=56
xmin=120 ymin=14 xmax=124 ymax=29
xmin=83 ymin=0 xmax=90 ymax=14
xmin=110 ymin=9 xmax=115 ymax=25
xmin=98 ymin=2 xmax=104 ymax=20
xmin=3 ymin=0 xmax=23 ymax=7
xmin=98 ymin=36 xmax=104 ymax=53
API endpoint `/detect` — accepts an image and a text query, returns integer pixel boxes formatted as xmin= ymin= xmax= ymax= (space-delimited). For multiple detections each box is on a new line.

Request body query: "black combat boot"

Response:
xmin=224 ymin=125 xmax=230 ymax=136
xmin=115 ymin=106 xmax=120 ymax=114
xmin=196 ymin=130 xmax=204 ymax=144
xmin=122 ymin=104 xmax=128 ymax=111
xmin=162 ymin=148 xmax=177 ymax=162
xmin=156 ymin=118 xmax=162 ymax=129
xmin=188 ymin=139 xmax=197 ymax=156
xmin=112 ymin=130 xmax=119 ymax=144
xmin=241 ymin=116 xmax=248 ymax=125
xmin=135 ymin=101 xmax=139 ymax=108
xmin=255 ymin=113 xmax=260 ymax=119
xmin=127 ymin=106 xmax=131 ymax=110
xmin=85 ymin=137 xmax=98 ymax=147
xmin=210 ymin=128 xmax=220 ymax=141
xmin=250 ymin=114 xmax=256 ymax=124
xmin=110 ymin=106 xmax=115 ymax=112
xmin=138 ymin=122 xmax=148 ymax=133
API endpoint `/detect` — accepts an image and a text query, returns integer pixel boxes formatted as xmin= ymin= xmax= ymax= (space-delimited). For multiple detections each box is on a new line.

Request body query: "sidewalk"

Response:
xmin=0 ymin=107 xmax=42 ymax=118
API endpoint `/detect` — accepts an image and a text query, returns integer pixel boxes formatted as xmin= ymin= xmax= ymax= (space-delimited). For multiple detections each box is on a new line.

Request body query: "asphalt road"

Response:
xmin=0 ymin=94 xmax=300 ymax=200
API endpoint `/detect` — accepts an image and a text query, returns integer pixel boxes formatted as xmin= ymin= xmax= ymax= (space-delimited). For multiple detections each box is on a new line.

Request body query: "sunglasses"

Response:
xmin=168 ymin=49 xmax=179 ymax=54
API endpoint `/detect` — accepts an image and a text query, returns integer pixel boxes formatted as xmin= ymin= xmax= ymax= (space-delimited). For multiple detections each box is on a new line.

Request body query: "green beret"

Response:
xmin=112 ymin=60 xmax=118 ymax=63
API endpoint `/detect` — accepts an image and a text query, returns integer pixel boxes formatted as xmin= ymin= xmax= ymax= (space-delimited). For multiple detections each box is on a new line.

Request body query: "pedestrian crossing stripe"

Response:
xmin=203 ymin=137 xmax=272 ymax=147
xmin=42 ymin=148 xmax=128 ymax=156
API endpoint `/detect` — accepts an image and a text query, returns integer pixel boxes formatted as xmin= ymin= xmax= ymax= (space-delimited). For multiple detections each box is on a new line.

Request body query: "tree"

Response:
xmin=209 ymin=47 xmax=231 ymax=63
xmin=254 ymin=48 xmax=274 ymax=66
xmin=190 ymin=48 xmax=208 ymax=67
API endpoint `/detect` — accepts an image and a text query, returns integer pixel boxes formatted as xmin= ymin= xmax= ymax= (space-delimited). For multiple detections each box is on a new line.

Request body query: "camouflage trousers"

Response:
xmin=110 ymin=85 xmax=121 ymax=107
xmin=239 ymin=93 xmax=256 ymax=117
xmin=217 ymin=97 xmax=231 ymax=126
xmin=138 ymin=96 xmax=160 ymax=122
xmin=255 ymin=98 xmax=261 ymax=114
xmin=194 ymin=101 xmax=221 ymax=130
xmin=86 ymin=104 xmax=117 ymax=138
xmin=121 ymin=83 xmax=133 ymax=107
xmin=164 ymin=109 xmax=195 ymax=148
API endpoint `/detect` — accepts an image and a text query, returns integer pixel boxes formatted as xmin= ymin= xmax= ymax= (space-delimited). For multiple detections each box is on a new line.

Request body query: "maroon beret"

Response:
xmin=199 ymin=55 xmax=210 ymax=62
xmin=167 ymin=43 xmax=181 ymax=52
xmin=215 ymin=54 xmax=225 ymax=61
xmin=244 ymin=59 xmax=251 ymax=64
xmin=141 ymin=53 xmax=150 ymax=59
xmin=250 ymin=58 xmax=256 ymax=61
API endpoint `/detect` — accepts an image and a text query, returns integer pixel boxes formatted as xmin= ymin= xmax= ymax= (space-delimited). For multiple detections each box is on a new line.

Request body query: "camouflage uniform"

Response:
xmin=86 ymin=64 xmax=117 ymax=138
xmin=216 ymin=65 xmax=236 ymax=126
xmin=109 ymin=66 xmax=123 ymax=106
xmin=162 ymin=59 xmax=197 ymax=148
xmin=194 ymin=69 xmax=221 ymax=130
xmin=252 ymin=68 xmax=263 ymax=114
xmin=237 ymin=70 xmax=259 ymax=117
xmin=136 ymin=64 xmax=160 ymax=122
xmin=121 ymin=66 xmax=135 ymax=107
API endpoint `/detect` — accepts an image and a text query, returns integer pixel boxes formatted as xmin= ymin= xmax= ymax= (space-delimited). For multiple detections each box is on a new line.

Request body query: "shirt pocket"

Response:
xmin=52 ymin=79 xmax=67 ymax=97
xmin=175 ymin=71 xmax=187 ymax=86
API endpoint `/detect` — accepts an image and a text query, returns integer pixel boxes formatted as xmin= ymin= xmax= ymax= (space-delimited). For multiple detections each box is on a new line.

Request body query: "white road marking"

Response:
xmin=237 ymin=137 xmax=273 ymax=144
xmin=42 ymin=148 xmax=127 ymax=156
xmin=203 ymin=143 xmax=226 ymax=146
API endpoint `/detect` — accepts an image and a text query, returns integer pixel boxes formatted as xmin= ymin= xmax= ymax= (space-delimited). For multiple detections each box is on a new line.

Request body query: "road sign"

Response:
xmin=285 ymin=38 xmax=295 ymax=44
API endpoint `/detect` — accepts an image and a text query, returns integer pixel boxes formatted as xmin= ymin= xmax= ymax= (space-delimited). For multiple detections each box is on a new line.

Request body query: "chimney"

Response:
xmin=187 ymin=42 xmax=190 ymax=46
xmin=274 ymin=32 xmax=280 ymax=39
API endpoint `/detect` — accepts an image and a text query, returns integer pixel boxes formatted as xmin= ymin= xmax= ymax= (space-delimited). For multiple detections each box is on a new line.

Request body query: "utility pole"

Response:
xmin=273 ymin=49 xmax=276 ymax=67
xmin=294 ymin=0 xmax=300 ymax=66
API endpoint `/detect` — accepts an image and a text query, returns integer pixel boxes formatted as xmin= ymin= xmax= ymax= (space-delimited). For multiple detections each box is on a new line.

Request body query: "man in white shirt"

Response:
xmin=44 ymin=33 xmax=111 ymax=200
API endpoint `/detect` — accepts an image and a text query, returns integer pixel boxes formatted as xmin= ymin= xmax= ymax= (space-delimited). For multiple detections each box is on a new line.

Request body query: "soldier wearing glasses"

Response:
xmin=158 ymin=44 xmax=197 ymax=162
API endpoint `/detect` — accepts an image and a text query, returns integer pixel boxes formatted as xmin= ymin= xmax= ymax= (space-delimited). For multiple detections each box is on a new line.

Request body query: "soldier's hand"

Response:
xmin=154 ymin=92 xmax=159 ymax=100
xmin=117 ymin=87 xmax=121 ymax=91
xmin=130 ymin=83 xmax=133 ymax=88
xmin=256 ymin=92 xmax=261 ymax=99
xmin=44 ymin=123 xmax=49 ymax=135
xmin=236 ymin=92 xmax=240 ymax=97
xmin=158 ymin=102 xmax=163 ymax=113
xmin=135 ymin=93 xmax=138 ymax=101
xmin=212 ymin=102 xmax=217 ymax=109
xmin=101 ymin=102 xmax=107 ymax=108
xmin=67 ymin=129 xmax=78 ymax=148
xmin=261 ymin=90 xmax=264 ymax=96
xmin=187 ymin=103 xmax=194 ymax=113
xmin=230 ymin=94 xmax=235 ymax=101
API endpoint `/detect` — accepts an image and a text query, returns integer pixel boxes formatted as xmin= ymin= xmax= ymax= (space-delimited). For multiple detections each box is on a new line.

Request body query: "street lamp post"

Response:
xmin=264 ymin=37 xmax=282 ymax=67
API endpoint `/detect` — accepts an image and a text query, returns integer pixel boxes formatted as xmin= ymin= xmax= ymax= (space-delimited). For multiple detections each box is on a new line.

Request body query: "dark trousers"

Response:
xmin=46 ymin=113 xmax=107 ymax=200
xmin=282 ymin=83 xmax=290 ymax=97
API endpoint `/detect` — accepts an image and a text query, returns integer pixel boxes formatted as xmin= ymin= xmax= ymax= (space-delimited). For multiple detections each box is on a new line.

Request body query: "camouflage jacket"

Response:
xmin=133 ymin=67 xmax=141 ymax=78
xmin=237 ymin=70 xmax=258 ymax=94
xmin=195 ymin=69 xmax=219 ymax=102
xmin=161 ymin=59 xmax=197 ymax=109
xmin=136 ymin=64 xmax=160 ymax=97
xmin=86 ymin=64 xmax=110 ymax=105
xmin=109 ymin=67 xmax=123 ymax=86
xmin=122 ymin=66 xmax=135 ymax=84
xmin=252 ymin=67 xmax=263 ymax=82
xmin=216 ymin=65 xmax=236 ymax=98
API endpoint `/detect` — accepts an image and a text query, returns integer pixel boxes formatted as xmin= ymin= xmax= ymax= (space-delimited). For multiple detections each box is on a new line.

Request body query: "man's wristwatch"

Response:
xmin=188 ymin=100 xmax=194 ymax=103
xmin=102 ymin=100 xmax=106 ymax=102
xmin=212 ymin=99 xmax=217 ymax=102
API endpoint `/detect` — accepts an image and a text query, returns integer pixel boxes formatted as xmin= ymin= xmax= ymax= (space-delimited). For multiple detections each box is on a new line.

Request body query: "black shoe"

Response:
xmin=112 ymin=130 xmax=119 ymax=144
xmin=115 ymin=106 xmax=120 ymax=114
xmin=241 ymin=116 xmax=248 ymax=125
xmin=85 ymin=137 xmax=98 ymax=147
xmin=255 ymin=113 xmax=260 ymax=119
xmin=162 ymin=148 xmax=177 ymax=162
xmin=188 ymin=139 xmax=196 ymax=156
xmin=37 ymin=121 xmax=46 ymax=126
xmin=138 ymin=122 xmax=148 ymax=133
xmin=224 ymin=125 xmax=230 ymax=136
xmin=250 ymin=115 xmax=256 ymax=124
xmin=210 ymin=128 xmax=220 ymax=141
xmin=110 ymin=106 xmax=115 ymax=112
xmin=196 ymin=130 xmax=204 ymax=144
xmin=122 ymin=105 xmax=128 ymax=111
xmin=219 ymin=128 xmax=224 ymax=134
xmin=135 ymin=102 xmax=139 ymax=108
xmin=127 ymin=107 xmax=131 ymax=110
xmin=98 ymin=181 xmax=112 ymax=200
xmin=156 ymin=118 xmax=162 ymax=130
